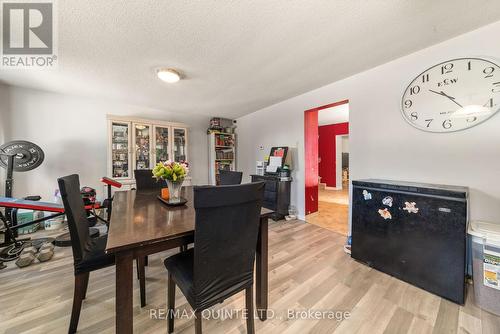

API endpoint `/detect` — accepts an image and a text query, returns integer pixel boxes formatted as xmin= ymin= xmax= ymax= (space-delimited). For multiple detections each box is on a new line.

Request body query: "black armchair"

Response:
xmin=164 ymin=182 xmax=265 ymax=334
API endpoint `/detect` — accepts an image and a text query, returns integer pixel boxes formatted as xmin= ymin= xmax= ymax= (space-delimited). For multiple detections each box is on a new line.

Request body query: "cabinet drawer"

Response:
xmin=251 ymin=176 xmax=278 ymax=192
xmin=264 ymin=190 xmax=277 ymax=202
xmin=262 ymin=200 xmax=276 ymax=210
xmin=264 ymin=181 xmax=278 ymax=192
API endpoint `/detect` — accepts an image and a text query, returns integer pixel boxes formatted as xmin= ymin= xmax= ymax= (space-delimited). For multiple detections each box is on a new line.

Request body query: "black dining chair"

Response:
xmin=58 ymin=174 xmax=146 ymax=333
xmin=164 ymin=182 xmax=265 ymax=334
xmin=134 ymin=169 xmax=166 ymax=190
xmin=219 ymin=170 xmax=243 ymax=185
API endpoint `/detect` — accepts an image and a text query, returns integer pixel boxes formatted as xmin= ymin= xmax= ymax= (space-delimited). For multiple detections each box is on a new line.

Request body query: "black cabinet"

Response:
xmin=251 ymin=175 xmax=291 ymax=220
xmin=352 ymin=179 xmax=468 ymax=304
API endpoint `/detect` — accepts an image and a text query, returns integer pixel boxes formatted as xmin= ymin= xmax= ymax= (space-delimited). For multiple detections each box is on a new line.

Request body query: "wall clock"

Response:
xmin=401 ymin=57 xmax=500 ymax=132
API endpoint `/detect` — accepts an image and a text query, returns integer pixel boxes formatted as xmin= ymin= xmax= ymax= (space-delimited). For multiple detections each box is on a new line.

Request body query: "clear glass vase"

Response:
xmin=167 ymin=179 xmax=183 ymax=203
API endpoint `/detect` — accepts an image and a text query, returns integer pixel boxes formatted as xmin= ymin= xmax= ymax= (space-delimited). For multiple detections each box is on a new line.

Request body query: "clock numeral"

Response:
xmin=466 ymin=116 xmax=477 ymax=123
xmin=493 ymin=82 xmax=500 ymax=93
xmin=424 ymin=119 xmax=433 ymax=128
xmin=441 ymin=63 xmax=453 ymax=75
xmin=410 ymin=112 xmax=418 ymax=121
xmin=404 ymin=99 xmax=413 ymax=108
xmin=442 ymin=119 xmax=452 ymax=129
xmin=484 ymin=67 xmax=495 ymax=78
xmin=409 ymin=85 xmax=421 ymax=95
xmin=467 ymin=61 xmax=472 ymax=71
xmin=422 ymin=74 xmax=430 ymax=83
xmin=484 ymin=98 xmax=496 ymax=108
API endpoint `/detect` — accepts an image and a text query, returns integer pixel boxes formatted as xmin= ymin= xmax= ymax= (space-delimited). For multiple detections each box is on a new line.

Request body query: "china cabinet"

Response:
xmin=107 ymin=116 xmax=190 ymax=190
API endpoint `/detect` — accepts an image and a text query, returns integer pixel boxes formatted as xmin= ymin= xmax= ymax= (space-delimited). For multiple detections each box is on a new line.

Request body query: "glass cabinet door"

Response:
xmin=111 ymin=122 xmax=130 ymax=178
xmin=173 ymin=128 xmax=187 ymax=162
xmin=134 ymin=124 xmax=151 ymax=170
xmin=154 ymin=126 xmax=170 ymax=163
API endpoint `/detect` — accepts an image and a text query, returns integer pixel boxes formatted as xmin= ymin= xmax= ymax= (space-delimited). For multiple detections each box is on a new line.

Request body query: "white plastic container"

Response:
xmin=468 ymin=221 xmax=500 ymax=316
xmin=43 ymin=214 xmax=66 ymax=230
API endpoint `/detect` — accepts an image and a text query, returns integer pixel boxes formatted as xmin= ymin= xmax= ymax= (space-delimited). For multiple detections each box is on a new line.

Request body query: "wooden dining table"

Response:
xmin=106 ymin=186 xmax=273 ymax=333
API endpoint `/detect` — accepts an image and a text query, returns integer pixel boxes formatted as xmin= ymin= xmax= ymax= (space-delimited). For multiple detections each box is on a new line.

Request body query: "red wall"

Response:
xmin=318 ymin=122 xmax=349 ymax=187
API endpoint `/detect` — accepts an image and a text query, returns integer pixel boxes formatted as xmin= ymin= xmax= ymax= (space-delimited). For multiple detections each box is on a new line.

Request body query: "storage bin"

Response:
xmin=468 ymin=221 xmax=500 ymax=316
xmin=17 ymin=209 xmax=44 ymax=234
xmin=43 ymin=216 xmax=66 ymax=230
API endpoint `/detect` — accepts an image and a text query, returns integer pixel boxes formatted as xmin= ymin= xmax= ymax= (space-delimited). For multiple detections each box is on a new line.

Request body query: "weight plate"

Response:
xmin=0 ymin=141 xmax=44 ymax=172
xmin=0 ymin=242 xmax=25 ymax=262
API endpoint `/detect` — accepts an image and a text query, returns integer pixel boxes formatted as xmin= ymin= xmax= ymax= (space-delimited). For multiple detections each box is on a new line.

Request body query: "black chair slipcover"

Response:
xmin=134 ymin=169 xmax=166 ymax=190
xmin=164 ymin=182 xmax=265 ymax=333
xmin=219 ymin=170 xmax=243 ymax=185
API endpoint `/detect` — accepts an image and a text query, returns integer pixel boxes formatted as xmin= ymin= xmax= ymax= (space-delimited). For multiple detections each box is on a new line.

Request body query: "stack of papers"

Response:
xmin=266 ymin=156 xmax=282 ymax=173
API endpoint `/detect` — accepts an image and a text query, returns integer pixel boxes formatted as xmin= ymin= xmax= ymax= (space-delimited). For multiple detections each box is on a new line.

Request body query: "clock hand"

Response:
xmin=428 ymin=89 xmax=464 ymax=108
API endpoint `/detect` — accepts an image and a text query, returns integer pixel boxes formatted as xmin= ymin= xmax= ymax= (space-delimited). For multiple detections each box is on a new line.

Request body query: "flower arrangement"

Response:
xmin=152 ymin=160 xmax=189 ymax=182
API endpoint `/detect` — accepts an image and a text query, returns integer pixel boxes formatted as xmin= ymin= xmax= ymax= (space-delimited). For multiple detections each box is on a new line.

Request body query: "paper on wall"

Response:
xmin=266 ymin=156 xmax=282 ymax=173
xmin=265 ymin=165 xmax=278 ymax=173
xmin=269 ymin=156 xmax=282 ymax=167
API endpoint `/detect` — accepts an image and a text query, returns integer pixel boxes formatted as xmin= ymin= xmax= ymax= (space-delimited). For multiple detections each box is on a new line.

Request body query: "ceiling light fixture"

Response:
xmin=157 ymin=68 xmax=181 ymax=83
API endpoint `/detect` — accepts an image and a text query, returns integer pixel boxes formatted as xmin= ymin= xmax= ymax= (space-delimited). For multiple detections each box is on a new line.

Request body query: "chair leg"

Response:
xmin=136 ymin=258 xmax=140 ymax=280
xmin=194 ymin=310 xmax=202 ymax=334
xmin=167 ymin=273 xmax=176 ymax=334
xmin=136 ymin=256 xmax=148 ymax=278
xmin=82 ymin=272 xmax=90 ymax=300
xmin=245 ymin=286 xmax=255 ymax=334
xmin=138 ymin=257 xmax=146 ymax=307
xmin=69 ymin=272 xmax=88 ymax=334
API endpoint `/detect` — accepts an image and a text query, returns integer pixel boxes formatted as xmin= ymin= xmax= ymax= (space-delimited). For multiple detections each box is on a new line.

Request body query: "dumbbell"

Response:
xmin=23 ymin=245 xmax=37 ymax=256
xmin=16 ymin=252 xmax=36 ymax=268
xmin=37 ymin=248 xmax=54 ymax=262
xmin=36 ymin=242 xmax=55 ymax=262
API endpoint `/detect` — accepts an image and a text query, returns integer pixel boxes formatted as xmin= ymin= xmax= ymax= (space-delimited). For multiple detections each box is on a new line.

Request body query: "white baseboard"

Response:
xmin=320 ymin=182 xmax=341 ymax=191
xmin=325 ymin=186 xmax=341 ymax=191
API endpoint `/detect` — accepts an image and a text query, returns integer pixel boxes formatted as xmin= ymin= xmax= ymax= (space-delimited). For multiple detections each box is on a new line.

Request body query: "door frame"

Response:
xmin=335 ymin=134 xmax=349 ymax=190
xmin=304 ymin=99 xmax=349 ymax=215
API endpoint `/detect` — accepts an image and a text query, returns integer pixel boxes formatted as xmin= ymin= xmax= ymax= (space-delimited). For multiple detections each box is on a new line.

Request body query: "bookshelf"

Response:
xmin=208 ymin=132 xmax=236 ymax=185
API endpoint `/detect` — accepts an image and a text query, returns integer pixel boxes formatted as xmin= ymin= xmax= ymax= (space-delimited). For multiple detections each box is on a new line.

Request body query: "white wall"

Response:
xmin=341 ymin=136 xmax=349 ymax=153
xmin=0 ymin=84 xmax=9 ymax=143
xmin=237 ymin=20 xmax=500 ymax=223
xmin=1 ymin=86 xmax=209 ymax=201
xmin=318 ymin=103 xmax=349 ymax=126
xmin=0 ymin=84 xmax=10 ymax=196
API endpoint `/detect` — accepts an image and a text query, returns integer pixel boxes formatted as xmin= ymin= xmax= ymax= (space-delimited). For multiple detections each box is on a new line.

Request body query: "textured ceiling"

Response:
xmin=1 ymin=0 xmax=500 ymax=119
xmin=318 ymin=103 xmax=349 ymax=126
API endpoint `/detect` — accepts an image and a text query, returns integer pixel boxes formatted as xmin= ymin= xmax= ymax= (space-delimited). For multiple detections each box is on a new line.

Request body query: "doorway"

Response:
xmin=304 ymin=100 xmax=349 ymax=235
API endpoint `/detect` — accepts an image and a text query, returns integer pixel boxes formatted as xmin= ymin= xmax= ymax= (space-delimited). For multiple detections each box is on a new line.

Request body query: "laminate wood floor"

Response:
xmin=1 ymin=220 xmax=499 ymax=334
xmin=318 ymin=184 xmax=349 ymax=206
xmin=306 ymin=202 xmax=349 ymax=236
xmin=307 ymin=185 xmax=349 ymax=235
